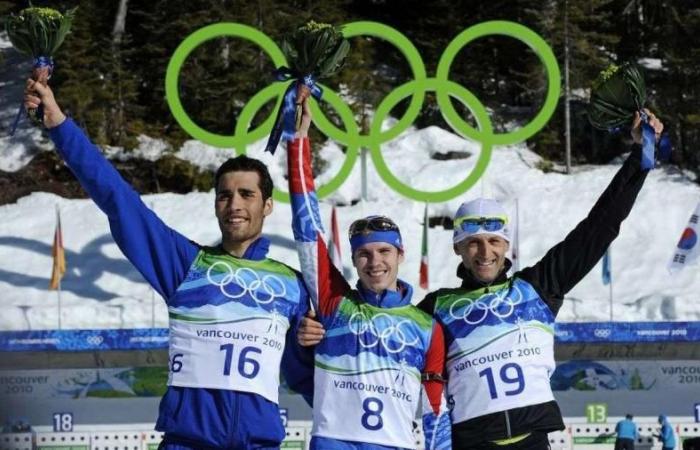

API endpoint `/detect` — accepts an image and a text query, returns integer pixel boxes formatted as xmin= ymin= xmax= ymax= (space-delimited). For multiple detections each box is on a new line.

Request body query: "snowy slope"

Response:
xmin=1 ymin=33 xmax=699 ymax=331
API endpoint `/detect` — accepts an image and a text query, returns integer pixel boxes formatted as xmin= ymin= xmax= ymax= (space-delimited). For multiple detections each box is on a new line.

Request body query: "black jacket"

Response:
xmin=418 ymin=145 xmax=648 ymax=444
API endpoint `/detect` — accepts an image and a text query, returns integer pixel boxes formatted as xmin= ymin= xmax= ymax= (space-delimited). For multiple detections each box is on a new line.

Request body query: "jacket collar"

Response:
xmin=219 ymin=236 xmax=270 ymax=261
xmin=355 ymin=278 xmax=413 ymax=308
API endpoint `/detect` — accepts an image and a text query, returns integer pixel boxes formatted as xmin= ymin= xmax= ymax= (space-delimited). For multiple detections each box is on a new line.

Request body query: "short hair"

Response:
xmin=626 ymin=414 xmax=633 ymax=420
xmin=215 ymin=155 xmax=274 ymax=200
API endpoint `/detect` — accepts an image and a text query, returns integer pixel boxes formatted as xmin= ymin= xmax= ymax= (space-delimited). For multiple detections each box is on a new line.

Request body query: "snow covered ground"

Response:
xmin=1 ymin=33 xmax=699 ymax=331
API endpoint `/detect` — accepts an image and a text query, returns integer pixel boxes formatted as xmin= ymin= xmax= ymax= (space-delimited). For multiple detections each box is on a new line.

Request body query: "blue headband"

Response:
xmin=349 ymin=230 xmax=403 ymax=254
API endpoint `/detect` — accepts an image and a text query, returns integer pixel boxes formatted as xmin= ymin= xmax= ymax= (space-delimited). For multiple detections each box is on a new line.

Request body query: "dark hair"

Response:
xmin=626 ymin=414 xmax=633 ymax=420
xmin=215 ymin=155 xmax=274 ymax=200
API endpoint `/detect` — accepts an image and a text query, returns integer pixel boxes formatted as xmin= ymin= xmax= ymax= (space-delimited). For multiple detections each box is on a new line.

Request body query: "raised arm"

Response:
xmin=286 ymin=99 xmax=349 ymax=321
xmin=421 ymin=322 xmax=451 ymax=450
xmin=26 ymin=80 xmax=198 ymax=300
xmin=519 ymin=111 xmax=664 ymax=315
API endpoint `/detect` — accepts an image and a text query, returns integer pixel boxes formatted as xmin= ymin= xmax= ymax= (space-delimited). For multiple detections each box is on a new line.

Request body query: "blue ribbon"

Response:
xmin=264 ymin=68 xmax=323 ymax=154
xmin=639 ymin=111 xmax=656 ymax=170
xmin=10 ymin=56 xmax=54 ymax=136
xmin=639 ymin=110 xmax=674 ymax=169
xmin=657 ymin=133 xmax=672 ymax=162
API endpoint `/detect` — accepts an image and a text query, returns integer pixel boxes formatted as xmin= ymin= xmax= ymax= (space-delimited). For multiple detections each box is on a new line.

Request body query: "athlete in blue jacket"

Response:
xmin=656 ymin=415 xmax=676 ymax=450
xmin=287 ymin=96 xmax=451 ymax=449
xmin=25 ymin=80 xmax=313 ymax=449
xmin=615 ymin=414 xmax=638 ymax=450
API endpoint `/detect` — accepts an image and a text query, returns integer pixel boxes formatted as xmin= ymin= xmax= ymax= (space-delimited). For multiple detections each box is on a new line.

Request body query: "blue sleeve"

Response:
xmin=49 ymin=119 xmax=199 ymax=300
xmin=280 ymin=275 xmax=314 ymax=406
xmin=661 ymin=424 xmax=672 ymax=441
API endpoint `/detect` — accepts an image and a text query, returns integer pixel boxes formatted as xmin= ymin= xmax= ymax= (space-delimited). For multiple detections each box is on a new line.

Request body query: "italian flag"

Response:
xmin=419 ymin=203 xmax=429 ymax=290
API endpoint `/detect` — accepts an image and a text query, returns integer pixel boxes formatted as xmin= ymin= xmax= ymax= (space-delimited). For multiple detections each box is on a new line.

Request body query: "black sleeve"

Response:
xmin=518 ymin=145 xmax=648 ymax=316
xmin=417 ymin=291 xmax=438 ymax=315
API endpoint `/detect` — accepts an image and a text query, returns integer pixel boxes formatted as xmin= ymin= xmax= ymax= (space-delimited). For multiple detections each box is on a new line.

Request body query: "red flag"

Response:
xmin=49 ymin=207 xmax=66 ymax=290
xmin=328 ymin=206 xmax=343 ymax=272
xmin=419 ymin=204 xmax=429 ymax=290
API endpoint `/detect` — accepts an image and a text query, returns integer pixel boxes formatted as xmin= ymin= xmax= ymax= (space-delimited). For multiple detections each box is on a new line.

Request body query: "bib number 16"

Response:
xmin=170 ymin=345 xmax=262 ymax=379
xmin=220 ymin=344 xmax=261 ymax=379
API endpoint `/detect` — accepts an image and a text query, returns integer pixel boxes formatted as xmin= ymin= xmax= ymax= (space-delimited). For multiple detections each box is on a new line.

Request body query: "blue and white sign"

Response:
xmin=555 ymin=321 xmax=700 ymax=343
xmin=1 ymin=322 xmax=699 ymax=352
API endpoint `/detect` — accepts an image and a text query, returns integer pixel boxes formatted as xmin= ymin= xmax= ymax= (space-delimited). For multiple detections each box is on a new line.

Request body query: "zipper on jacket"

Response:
xmin=504 ymin=410 xmax=512 ymax=438
xmin=230 ymin=393 xmax=240 ymax=447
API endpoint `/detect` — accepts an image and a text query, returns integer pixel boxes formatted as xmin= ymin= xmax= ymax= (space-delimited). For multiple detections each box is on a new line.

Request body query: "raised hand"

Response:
xmin=23 ymin=78 xmax=66 ymax=129
xmin=631 ymin=108 xmax=664 ymax=145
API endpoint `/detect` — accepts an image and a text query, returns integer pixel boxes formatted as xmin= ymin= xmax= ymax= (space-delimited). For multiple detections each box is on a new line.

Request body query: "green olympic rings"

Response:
xmin=165 ymin=20 xmax=561 ymax=203
xmin=436 ymin=21 xmax=561 ymax=146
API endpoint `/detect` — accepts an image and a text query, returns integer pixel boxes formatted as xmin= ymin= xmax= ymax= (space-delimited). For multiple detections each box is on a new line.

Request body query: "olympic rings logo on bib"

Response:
xmin=166 ymin=21 xmax=561 ymax=203
xmin=206 ymin=262 xmax=287 ymax=305
xmin=348 ymin=311 xmax=420 ymax=353
xmin=449 ymin=285 xmax=523 ymax=325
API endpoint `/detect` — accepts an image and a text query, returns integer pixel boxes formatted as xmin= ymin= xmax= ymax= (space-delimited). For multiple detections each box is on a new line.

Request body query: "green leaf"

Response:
xmin=588 ymin=62 xmax=646 ymax=130
xmin=280 ymin=21 xmax=349 ymax=80
xmin=4 ymin=5 xmax=76 ymax=57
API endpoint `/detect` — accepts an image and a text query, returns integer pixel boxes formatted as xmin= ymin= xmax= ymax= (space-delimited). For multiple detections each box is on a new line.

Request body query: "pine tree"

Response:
xmin=656 ymin=1 xmax=700 ymax=179
xmin=528 ymin=0 xmax=622 ymax=164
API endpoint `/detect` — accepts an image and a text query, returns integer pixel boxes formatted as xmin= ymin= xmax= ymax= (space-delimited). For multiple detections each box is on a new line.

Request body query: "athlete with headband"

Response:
xmin=299 ymin=109 xmax=664 ymax=449
xmin=24 ymin=80 xmax=313 ymax=450
xmin=287 ymin=97 xmax=451 ymax=449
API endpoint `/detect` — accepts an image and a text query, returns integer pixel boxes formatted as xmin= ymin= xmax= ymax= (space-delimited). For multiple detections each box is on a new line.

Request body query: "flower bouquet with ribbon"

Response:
xmin=587 ymin=62 xmax=671 ymax=169
xmin=4 ymin=5 xmax=77 ymax=134
xmin=265 ymin=21 xmax=350 ymax=154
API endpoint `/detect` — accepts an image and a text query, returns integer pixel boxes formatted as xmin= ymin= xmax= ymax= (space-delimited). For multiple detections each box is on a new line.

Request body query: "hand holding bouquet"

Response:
xmin=588 ymin=62 xmax=670 ymax=169
xmin=265 ymin=21 xmax=349 ymax=154
xmin=4 ymin=5 xmax=76 ymax=133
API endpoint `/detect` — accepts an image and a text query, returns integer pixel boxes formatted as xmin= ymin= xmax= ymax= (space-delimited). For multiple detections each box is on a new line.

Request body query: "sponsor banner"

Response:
xmin=555 ymin=321 xmax=700 ymax=343
xmin=0 ymin=329 xmax=169 ymax=351
xmin=1 ymin=322 xmax=699 ymax=352
xmin=0 ymin=367 xmax=168 ymax=400
xmin=552 ymin=360 xmax=700 ymax=392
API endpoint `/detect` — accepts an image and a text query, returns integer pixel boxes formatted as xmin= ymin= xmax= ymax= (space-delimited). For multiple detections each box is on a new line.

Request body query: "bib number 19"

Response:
xmin=478 ymin=363 xmax=525 ymax=399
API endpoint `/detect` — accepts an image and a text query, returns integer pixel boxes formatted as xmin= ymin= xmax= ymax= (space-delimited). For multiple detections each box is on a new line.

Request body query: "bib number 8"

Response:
xmin=361 ymin=397 xmax=384 ymax=431
xmin=478 ymin=362 xmax=525 ymax=399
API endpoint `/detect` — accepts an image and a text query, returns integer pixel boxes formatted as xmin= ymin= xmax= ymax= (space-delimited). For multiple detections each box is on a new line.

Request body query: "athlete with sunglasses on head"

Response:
xmin=300 ymin=110 xmax=664 ymax=449
xmin=286 ymin=97 xmax=451 ymax=450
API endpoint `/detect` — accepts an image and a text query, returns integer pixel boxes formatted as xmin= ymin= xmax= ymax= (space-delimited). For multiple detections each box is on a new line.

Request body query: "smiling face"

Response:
xmin=454 ymin=234 xmax=509 ymax=284
xmin=215 ymin=170 xmax=272 ymax=256
xmin=352 ymin=242 xmax=404 ymax=293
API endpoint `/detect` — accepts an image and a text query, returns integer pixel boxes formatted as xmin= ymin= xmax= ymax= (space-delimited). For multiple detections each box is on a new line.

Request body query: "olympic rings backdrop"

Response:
xmin=165 ymin=21 xmax=561 ymax=203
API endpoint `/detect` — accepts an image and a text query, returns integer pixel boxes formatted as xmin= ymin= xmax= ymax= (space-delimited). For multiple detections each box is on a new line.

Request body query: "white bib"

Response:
xmin=447 ymin=322 xmax=555 ymax=423
xmin=168 ymin=311 xmax=289 ymax=403
xmin=312 ymin=363 xmax=420 ymax=448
